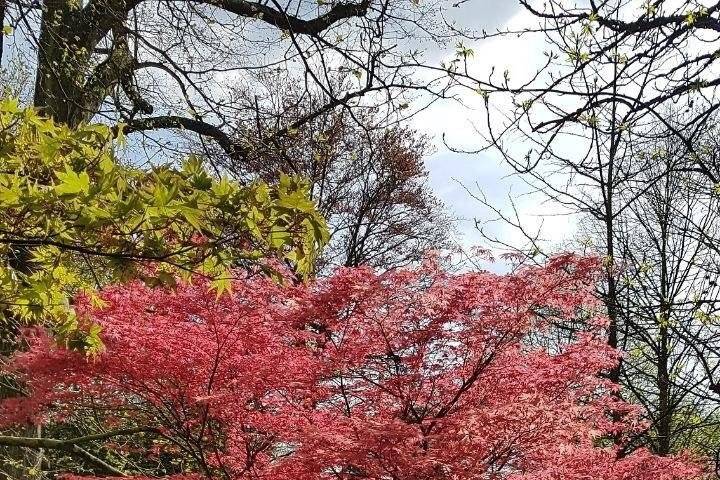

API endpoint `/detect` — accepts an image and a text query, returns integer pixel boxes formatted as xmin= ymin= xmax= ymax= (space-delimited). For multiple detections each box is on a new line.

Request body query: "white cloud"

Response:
xmin=414 ymin=7 xmax=580 ymax=258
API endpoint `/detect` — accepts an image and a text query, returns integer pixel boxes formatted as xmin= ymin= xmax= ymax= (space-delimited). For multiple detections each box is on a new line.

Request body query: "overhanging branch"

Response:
xmin=121 ymin=115 xmax=247 ymax=160
xmin=207 ymin=0 xmax=371 ymax=35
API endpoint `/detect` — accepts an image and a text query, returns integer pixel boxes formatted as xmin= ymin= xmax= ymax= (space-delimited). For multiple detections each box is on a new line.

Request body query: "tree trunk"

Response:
xmin=657 ymin=318 xmax=671 ymax=454
xmin=32 ymin=0 xmax=123 ymax=127
xmin=0 ymin=0 xmax=6 ymax=69
xmin=33 ymin=0 xmax=84 ymax=124
xmin=656 ymin=199 xmax=672 ymax=455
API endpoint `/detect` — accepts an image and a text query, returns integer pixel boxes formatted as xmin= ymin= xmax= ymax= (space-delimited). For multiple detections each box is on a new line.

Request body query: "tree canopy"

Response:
xmin=0 ymin=255 xmax=705 ymax=479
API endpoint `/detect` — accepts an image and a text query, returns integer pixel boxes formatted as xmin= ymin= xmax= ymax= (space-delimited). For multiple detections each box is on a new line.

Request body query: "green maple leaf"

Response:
xmin=55 ymin=166 xmax=91 ymax=195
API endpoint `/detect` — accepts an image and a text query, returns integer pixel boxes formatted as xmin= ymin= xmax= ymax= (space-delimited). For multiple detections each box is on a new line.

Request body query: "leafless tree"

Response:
xmin=217 ymin=85 xmax=453 ymax=272
xmin=589 ymin=136 xmax=720 ymax=457
xmin=471 ymin=0 xmax=720 ymax=183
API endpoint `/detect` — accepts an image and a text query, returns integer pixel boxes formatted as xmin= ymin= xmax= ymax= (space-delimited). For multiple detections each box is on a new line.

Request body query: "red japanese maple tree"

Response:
xmin=0 ymin=254 xmax=705 ymax=479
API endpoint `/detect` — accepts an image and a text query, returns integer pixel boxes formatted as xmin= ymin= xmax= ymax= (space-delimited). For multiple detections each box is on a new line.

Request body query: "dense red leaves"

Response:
xmin=0 ymin=254 xmax=704 ymax=479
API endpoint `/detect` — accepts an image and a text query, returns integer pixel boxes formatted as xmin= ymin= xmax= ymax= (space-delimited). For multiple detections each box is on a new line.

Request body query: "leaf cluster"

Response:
xmin=0 ymin=98 xmax=328 ymax=350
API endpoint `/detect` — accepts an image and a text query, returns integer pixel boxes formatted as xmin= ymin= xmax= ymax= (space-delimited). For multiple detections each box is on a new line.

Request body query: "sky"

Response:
xmin=414 ymin=3 xmax=578 ymax=258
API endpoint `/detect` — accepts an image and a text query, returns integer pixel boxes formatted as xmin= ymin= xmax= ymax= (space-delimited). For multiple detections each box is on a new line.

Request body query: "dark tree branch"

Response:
xmin=121 ymin=115 xmax=247 ymax=160
xmin=210 ymin=0 xmax=371 ymax=35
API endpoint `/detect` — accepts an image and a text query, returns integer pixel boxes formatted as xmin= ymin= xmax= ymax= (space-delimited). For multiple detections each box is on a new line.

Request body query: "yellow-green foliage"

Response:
xmin=0 ymin=98 xmax=328 ymax=351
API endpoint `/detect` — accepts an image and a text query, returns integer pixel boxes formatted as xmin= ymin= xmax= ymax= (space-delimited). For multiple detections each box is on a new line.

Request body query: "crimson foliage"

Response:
xmin=0 ymin=255 xmax=704 ymax=479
